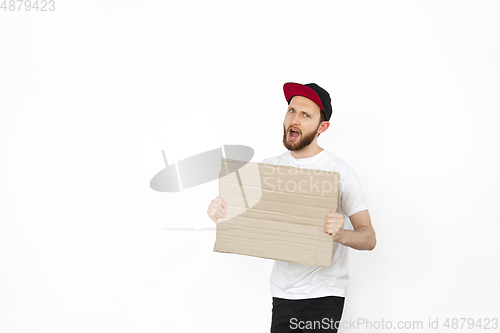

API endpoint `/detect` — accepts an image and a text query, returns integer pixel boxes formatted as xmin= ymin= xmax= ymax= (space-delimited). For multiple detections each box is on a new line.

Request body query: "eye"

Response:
xmin=304 ymin=114 xmax=310 ymax=118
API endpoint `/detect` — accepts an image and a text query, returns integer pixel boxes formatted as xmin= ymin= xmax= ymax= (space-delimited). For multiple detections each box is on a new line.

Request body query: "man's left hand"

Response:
xmin=324 ymin=211 xmax=344 ymax=242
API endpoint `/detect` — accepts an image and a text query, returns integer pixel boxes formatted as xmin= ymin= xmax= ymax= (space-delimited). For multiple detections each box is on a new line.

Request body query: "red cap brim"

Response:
xmin=283 ymin=82 xmax=324 ymax=111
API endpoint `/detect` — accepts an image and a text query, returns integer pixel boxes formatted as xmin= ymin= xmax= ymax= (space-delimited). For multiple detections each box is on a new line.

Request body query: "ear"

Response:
xmin=317 ymin=121 xmax=330 ymax=134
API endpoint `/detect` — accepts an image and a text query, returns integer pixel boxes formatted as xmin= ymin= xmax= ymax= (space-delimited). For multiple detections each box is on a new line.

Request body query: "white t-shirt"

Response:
xmin=261 ymin=149 xmax=368 ymax=300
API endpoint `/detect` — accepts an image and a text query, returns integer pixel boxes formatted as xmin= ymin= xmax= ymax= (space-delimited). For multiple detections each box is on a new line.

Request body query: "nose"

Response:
xmin=291 ymin=112 xmax=300 ymax=126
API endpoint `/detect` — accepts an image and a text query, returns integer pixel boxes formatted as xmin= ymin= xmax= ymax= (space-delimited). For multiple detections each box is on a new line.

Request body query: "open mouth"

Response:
xmin=289 ymin=128 xmax=300 ymax=141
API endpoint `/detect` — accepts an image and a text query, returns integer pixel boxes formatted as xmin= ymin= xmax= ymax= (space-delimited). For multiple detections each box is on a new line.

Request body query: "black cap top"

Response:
xmin=283 ymin=82 xmax=333 ymax=121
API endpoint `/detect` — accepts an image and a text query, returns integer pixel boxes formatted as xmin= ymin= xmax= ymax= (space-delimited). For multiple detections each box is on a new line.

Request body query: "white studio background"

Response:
xmin=1 ymin=1 xmax=499 ymax=332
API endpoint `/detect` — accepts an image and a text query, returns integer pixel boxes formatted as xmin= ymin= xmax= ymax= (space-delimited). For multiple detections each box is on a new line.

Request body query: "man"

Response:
xmin=207 ymin=82 xmax=376 ymax=332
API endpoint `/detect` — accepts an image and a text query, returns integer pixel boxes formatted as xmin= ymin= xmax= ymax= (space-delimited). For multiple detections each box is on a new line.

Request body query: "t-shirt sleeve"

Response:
xmin=340 ymin=169 xmax=369 ymax=217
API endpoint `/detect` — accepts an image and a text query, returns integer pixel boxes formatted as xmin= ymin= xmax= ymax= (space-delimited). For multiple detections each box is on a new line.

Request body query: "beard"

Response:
xmin=282 ymin=122 xmax=320 ymax=151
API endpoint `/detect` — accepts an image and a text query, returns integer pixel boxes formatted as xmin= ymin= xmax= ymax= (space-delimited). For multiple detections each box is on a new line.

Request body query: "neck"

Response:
xmin=290 ymin=141 xmax=324 ymax=159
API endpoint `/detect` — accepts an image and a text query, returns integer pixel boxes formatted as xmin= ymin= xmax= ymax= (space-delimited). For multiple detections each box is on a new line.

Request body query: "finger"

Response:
xmin=325 ymin=217 xmax=339 ymax=223
xmin=210 ymin=199 xmax=227 ymax=211
xmin=325 ymin=225 xmax=340 ymax=233
xmin=210 ymin=207 xmax=225 ymax=219
xmin=210 ymin=200 xmax=225 ymax=214
xmin=325 ymin=220 xmax=340 ymax=228
xmin=207 ymin=208 xmax=217 ymax=222
xmin=215 ymin=196 xmax=228 ymax=208
xmin=207 ymin=207 xmax=217 ymax=219
xmin=328 ymin=212 xmax=342 ymax=218
xmin=215 ymin=211 xmax=226 ymax=219
xmin=208 ymin=204 xmax=225 ymax=217
xmin=215 ymin=205 xmax=226 ymax=216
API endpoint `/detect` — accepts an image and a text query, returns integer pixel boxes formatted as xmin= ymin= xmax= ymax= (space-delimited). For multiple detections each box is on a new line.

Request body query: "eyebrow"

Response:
xmin=288 ymin=106 xmax=313 ymax=117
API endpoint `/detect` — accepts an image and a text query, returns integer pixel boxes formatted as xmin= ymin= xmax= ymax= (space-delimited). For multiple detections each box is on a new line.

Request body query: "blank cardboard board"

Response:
xmin=213 ymin=158 xmax=340 ymax=267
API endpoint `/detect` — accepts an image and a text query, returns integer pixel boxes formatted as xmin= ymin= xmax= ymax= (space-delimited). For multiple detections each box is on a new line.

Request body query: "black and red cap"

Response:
xmin=283 ymin=82 xmax=332 ymax=121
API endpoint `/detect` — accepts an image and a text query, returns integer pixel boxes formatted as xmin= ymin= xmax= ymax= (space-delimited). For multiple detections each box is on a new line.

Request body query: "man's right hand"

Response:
xmin=207 ymin=196 xmax=227 ymax=223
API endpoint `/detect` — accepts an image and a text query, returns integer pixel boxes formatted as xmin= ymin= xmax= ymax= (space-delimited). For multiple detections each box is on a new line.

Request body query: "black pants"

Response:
xmin=271 ymin=296 xmax=345 ymax=333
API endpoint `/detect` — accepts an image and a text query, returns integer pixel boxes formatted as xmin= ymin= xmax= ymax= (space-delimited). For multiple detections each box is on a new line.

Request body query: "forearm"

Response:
xmin=337 ymin=226 xmax=376 ymax=251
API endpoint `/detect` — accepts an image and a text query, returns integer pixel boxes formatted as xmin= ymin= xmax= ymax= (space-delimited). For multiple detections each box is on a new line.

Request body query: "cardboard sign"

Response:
xmin=213 ymin=158 xmax=340 ymax=267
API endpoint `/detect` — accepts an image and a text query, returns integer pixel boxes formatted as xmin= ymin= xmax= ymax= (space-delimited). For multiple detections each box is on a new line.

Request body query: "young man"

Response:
xmin=207 ymin=82 xmax=376 ymax=332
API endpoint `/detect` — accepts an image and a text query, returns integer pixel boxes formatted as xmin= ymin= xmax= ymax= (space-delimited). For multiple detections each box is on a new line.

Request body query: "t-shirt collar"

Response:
xmin=287 ymin=149 xmax=325 ymax=165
